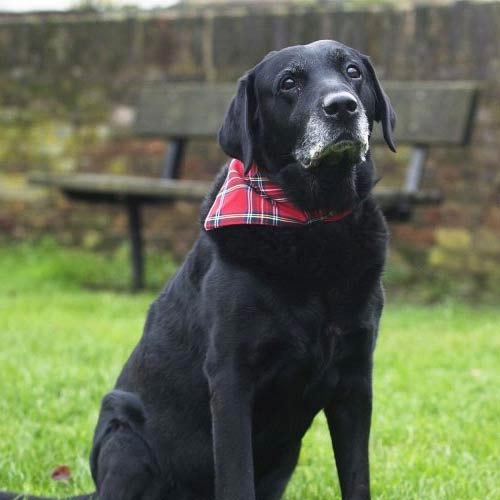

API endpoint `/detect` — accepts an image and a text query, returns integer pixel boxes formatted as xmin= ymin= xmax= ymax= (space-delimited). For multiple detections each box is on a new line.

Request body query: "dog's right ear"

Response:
xmin=218 ymin=72 xmax=257 ymax=173
xmin=361 ymin=54 xmax=397 ymax=153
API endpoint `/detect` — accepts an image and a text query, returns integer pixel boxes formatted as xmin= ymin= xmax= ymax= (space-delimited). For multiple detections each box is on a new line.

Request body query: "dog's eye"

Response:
xmin=281 ymin=77 xmax=297 ymax=91
xmin=346 ymin=65 xmax=361 ymax=79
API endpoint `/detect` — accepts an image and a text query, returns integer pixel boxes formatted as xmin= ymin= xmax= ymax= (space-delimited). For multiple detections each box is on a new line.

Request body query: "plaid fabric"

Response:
xmin=204 ymin=159 xmax=352 ymax=231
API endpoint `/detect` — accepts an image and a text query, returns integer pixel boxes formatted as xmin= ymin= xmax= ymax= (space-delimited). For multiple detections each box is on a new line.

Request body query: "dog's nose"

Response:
xmin=322 ymin=92 xmax=358 ymax=118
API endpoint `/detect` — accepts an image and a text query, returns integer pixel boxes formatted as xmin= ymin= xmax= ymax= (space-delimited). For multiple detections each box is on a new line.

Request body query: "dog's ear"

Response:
xmin=218 ymin=72 xmax=257 ymax=173
xmin=361 ymin=55 xmax=397 ymax=152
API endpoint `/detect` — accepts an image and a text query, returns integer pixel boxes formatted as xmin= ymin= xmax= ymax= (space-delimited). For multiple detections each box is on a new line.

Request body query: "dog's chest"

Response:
xmin=210 ymin=208 xmax=387 ymax=288
xmin=250 ymin=293 xmax=346 ymax=427
xmin=249 ymin=265 xmax=379 ymax=437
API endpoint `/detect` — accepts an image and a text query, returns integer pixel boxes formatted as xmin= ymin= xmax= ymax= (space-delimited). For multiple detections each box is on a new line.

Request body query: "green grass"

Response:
xmin=0 ymin=240 xmax=499 ymax=499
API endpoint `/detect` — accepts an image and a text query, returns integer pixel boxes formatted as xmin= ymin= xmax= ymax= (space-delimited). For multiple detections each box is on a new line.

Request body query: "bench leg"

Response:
xmin=126 ymin=201 xmax=144 ymax=291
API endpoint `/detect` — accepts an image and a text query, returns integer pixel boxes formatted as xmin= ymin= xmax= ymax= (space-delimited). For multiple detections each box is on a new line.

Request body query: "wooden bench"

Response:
xmin=30 ymin=81 xmax=480 ymax=290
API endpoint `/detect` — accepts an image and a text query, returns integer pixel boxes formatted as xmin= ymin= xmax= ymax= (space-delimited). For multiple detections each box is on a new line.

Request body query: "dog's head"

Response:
xmin=218 ymin=40 xmax=396 ymax=212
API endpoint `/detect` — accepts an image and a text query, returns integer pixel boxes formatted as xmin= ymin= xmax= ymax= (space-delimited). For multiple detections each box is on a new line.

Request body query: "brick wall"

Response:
xmin=0 ymin=1 xmax=499 ymax=293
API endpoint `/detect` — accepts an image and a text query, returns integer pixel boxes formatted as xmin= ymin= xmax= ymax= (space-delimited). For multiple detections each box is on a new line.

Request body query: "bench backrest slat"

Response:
xmin=135 ymin=81 xmax=480 ymax=146
xmin=135 ymin=84 xmax=236 ymax=139
xmin=371 ymin=82 xmax=479 ymax=146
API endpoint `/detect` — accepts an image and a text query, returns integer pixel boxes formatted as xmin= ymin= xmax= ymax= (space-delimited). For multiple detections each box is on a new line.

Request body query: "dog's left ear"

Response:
xmin=218 ymin=72 xmax=258 ymax=173
xmin=361 ymin=55 xmax=397 ymax=152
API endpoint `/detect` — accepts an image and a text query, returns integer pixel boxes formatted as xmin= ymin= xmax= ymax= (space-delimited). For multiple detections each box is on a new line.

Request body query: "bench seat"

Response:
xmin=29 ymin=172 xmax=212 ymax=203
xmin=30 ymin=172 xmax=442 ymax=210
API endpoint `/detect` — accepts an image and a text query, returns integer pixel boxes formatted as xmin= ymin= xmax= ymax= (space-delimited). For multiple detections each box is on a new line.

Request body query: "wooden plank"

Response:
xmin=371 ymin=81 xmax=480 ymax=146
xmin=29 ymin=172 xmax=442 ymax=209
xmin=134 ymin=81 xmax=479 ymax=145
xmin=29 ymin=173 xmax=212 ymax=202
xmin=135 ymin=83 xmax=235 ymax=139
xmin=374 ymin=187 xmax=443 ymax=210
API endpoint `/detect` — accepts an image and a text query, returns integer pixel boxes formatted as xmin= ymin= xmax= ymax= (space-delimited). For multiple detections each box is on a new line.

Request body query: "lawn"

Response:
xmin=0 ymin=240 xmax=499 ymax=499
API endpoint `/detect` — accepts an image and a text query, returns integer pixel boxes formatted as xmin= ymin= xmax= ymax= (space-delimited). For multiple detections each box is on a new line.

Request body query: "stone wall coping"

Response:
xmin=0 ymin=0 xmax=467 ymax=26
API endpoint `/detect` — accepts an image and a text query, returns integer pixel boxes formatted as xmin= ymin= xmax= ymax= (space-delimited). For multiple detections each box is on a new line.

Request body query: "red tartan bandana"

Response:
xmin=204 ymin=159 xmax=352 ymax=231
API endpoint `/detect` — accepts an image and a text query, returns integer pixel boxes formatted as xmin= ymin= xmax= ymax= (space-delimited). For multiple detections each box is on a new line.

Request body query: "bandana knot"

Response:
xmin=204 ymin=159 xmax=352 ymax=231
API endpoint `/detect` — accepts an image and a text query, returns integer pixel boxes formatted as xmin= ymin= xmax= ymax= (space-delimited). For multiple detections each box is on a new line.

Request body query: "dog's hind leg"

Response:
xmin=90 ymin=390 xmax=164 ymax=500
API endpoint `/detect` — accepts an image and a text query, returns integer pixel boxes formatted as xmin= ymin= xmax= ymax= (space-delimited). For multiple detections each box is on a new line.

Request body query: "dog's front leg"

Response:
xmin=204 ymin=355 xmax=256 ymax=500
xmin=324 ymin=358 xmax=373 ymax=500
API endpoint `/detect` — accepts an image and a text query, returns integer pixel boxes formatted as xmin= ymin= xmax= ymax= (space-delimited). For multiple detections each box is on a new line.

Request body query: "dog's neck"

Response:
xmin=200 ymin=155 xmax=386 ymax=288
xmin=204 ymin=159 xmax=354 ymax=231
xmin=256 ymin=150 xmax=376 ymax=214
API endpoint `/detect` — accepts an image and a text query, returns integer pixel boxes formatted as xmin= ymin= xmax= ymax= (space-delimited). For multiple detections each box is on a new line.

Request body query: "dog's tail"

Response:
xmin=0 ymin=492 xmax=95 ymax=500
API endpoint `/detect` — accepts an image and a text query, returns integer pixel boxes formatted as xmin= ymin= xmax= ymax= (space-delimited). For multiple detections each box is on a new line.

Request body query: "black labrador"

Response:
xmin=1 ymin=39 xmax=395 ymax=500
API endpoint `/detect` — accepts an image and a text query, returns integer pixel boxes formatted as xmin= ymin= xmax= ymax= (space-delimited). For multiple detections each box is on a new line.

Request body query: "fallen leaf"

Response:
xmin=51 ymin=465 xmax=71 ymax=483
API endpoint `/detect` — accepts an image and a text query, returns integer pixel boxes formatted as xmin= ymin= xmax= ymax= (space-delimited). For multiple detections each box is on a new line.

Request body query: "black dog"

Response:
xmin=1 ymin=39 xmax=395 ymax=500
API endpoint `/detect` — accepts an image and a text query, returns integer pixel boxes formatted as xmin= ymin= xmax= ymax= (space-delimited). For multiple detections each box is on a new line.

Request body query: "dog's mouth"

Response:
xmin=303 ymin=139 xmax=365 ymax=169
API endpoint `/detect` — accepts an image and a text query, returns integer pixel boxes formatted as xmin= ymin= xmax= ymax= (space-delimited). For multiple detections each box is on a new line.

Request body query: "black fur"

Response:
xmin=2 ymin=40 xmax=395 ymax=500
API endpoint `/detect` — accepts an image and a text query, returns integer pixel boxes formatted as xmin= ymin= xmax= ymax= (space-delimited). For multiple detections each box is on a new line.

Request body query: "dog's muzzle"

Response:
xmin=295 ymin=91 xmax=370 ymax=168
